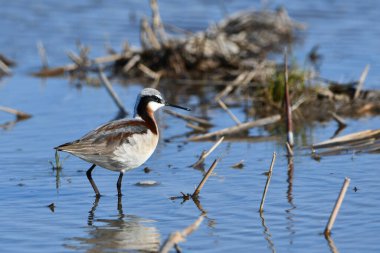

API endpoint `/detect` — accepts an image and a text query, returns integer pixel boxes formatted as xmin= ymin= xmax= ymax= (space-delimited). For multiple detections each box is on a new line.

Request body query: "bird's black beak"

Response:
xmin=165 ymin=102 xmax=191 ymax=111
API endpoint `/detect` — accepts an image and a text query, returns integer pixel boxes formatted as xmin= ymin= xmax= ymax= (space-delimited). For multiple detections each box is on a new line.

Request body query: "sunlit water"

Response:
xmin=0 ymin=1 xmax=379 ymax=252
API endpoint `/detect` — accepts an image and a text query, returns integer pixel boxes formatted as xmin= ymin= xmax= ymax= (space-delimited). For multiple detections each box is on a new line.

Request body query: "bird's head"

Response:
xmin=134 ymin=88 xmax=190 ymax=118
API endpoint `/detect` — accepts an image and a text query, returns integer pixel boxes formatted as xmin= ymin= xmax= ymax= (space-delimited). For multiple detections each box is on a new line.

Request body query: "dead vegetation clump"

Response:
xmin=31 ymin=0 xmax=380 ymax=127
xmin=112 ymin=6 xmax=304 ymax=83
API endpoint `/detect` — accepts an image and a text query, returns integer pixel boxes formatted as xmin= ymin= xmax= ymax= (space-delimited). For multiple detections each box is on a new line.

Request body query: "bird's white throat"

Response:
xmin=147 ymin=101 xmax=165 ymax=112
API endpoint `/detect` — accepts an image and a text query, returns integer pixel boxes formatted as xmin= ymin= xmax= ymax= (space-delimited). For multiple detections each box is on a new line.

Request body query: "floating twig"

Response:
xmin=98 ymin=67 xmax=128 ymax=116
xmin=324 ymin=177 xmax=351 ymax=236
xmin=193 ymin=158 xmax=220 ymax=197
xmin=284 ymin=48 xmax=294 ymax=146
xmin=189 ymin=96 xmax=306 ymax=141
xmin=217 ymin=98 xmax=241 ymax=125
xmin=0 ymin=106 xmax=32 ymax=120
xmin=259 ymin=152 xmax=276 ymax=212
xmin=353 ymin=64 xmax=370 ymax=100
xmin=140 ymin=17 xmax=161 ymax=50
xmin=189 ymin=114 xmax=281 ymax=141
xmin=159 ymin=215 xmax=204 ymax=253
xmin=312 ymin=129 xmax=380 ymax=149
xmin=231 ymin=160 xmax=244 ymax=169
xmin=150 ymin=0 xmax=167 ymax=42
xmin=191 ymin=137 xmax=224 ymax=168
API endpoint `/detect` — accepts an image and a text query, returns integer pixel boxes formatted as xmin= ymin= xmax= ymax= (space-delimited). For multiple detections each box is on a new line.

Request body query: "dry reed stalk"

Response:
xmin=259 ymin=152 xmax=276 ymax=212
xmin=191 ymin=137 xmax=224 ymax=167
xmin=217 ymin=98 xmax=241 ymax=125
xmin=192 ymin=158 xmax=220 ymax=196
xmin=140 ymin=17 xmax=161 ymax=50
xmin=284 ymin=49 xmax=294 ymax=146
xmin=0 ymin=106 xmax=32 ymax=120
xmin=354 ymin=64 xmax=370 ymax=100
xmin=159 ymin=215 xmax=204 ymax=253
xmin=189 ymin=114 xmax=281 ymax=141
xmin=98 ymin=67 xmax=128 ymax=116
xmin=164 ymin=109 xmax=213 ymax=127
xmin=37 ymin=41 xmax=48 ymax=68
xmin=324 ymin=177 xmax=350 ymax=236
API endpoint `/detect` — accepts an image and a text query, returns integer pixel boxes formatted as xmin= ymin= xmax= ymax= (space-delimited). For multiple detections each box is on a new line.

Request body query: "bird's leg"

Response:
xmin=117 ymin=171 xmax=124 ymax=197
xmin=117 ymin=195 xmax=123 ymax=216
xmin=86 ymin=164 xmax=101 ymax=197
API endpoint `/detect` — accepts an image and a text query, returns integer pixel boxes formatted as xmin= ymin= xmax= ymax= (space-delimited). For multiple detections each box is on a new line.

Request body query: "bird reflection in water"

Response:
xmin=67 ymin=197 xmax=160 ymax=253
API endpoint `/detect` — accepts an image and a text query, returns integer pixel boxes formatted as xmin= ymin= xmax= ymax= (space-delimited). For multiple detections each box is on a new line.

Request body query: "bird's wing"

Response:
xmin=55 ymin=118 xmax=149 ymax=156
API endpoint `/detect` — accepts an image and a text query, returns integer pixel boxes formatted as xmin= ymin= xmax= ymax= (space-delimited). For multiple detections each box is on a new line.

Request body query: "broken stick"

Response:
xmin=98 ymin=67 xmax=128 ymax=116
xmin=191 ymin=137 xmax=224 ymax=167
xmin=193 ymin=158 xmax=220 ymax=197
xmin=324 ymin=177 xmax=350 ymax=236
xmin=0 ymin=106 xmax=32 ymax=120
xmin=259 ymin=152 xmax=276 ymax=212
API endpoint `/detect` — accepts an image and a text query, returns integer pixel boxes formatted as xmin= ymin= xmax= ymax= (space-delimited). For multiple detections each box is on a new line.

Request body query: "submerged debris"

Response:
xmin=135 ymin=180 xmax=160 ymax=187
xmin=47 ymin=203 xmax=55 ymax=213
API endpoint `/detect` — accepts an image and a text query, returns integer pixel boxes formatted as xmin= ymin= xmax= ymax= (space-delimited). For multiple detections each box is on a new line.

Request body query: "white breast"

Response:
xmin=112 ymin=130 xmax=158 ymax=171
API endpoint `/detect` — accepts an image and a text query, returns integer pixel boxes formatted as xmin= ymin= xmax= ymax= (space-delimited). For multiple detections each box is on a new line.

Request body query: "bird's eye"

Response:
xmin=154 ymin=96 xmax=161 ymax=103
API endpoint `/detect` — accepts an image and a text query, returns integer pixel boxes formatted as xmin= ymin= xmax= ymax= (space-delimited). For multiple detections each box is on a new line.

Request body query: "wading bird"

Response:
xmin=55 ymin=88 xmax=190 ymax=197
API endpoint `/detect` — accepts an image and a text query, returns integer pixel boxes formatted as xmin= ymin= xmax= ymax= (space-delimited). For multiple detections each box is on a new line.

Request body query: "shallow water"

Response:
xmin=0 ymin=1 xmax=380 ymax=252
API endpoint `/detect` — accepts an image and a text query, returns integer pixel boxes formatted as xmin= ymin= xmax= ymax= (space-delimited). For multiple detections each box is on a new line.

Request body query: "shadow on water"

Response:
xmin=286 ymin=156 xmax=296 ymax=245
xmin=260 ymin=211 xmax=276 ymax=253
xmin=325 ymin=234 xmax=340 ymax=253
xmin=65 ymin=196 xmax=160 ymax=253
